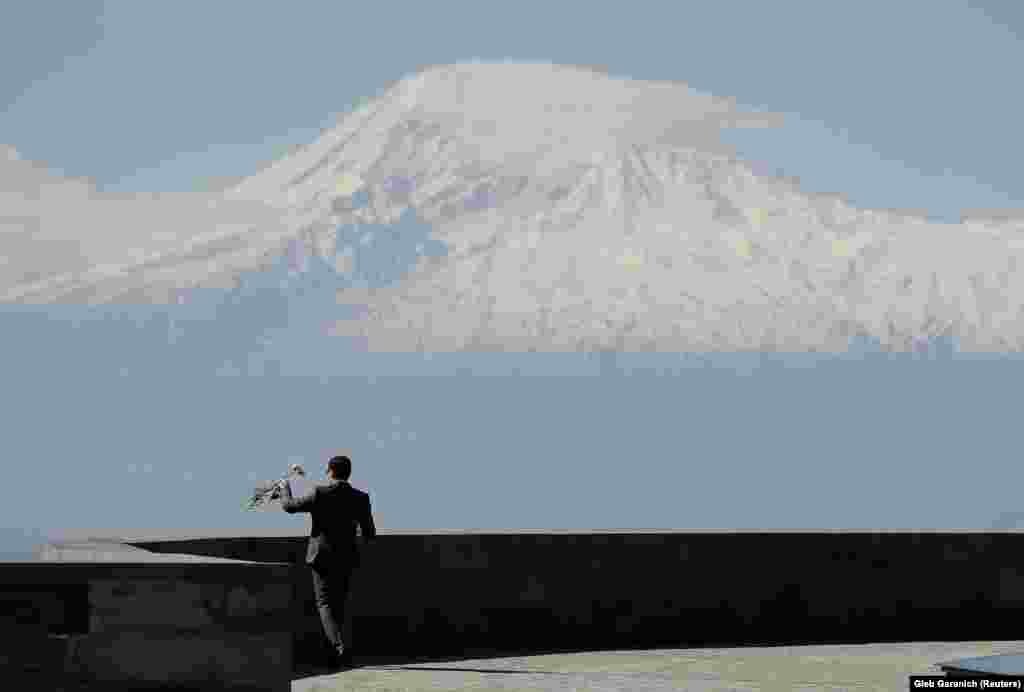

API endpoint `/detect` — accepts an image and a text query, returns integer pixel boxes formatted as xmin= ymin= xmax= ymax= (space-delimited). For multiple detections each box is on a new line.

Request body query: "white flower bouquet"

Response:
xmin=244 ymin=464 xmax=306 ymax=511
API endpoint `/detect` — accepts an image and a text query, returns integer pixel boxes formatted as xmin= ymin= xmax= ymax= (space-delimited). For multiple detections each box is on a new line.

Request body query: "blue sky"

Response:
xmin=2 ymin=1 xmax=1024 ymax=558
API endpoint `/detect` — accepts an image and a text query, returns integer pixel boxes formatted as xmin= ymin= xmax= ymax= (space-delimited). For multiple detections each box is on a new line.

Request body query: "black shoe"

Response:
xmin=328 ymin=651 xmax=355 ymax=671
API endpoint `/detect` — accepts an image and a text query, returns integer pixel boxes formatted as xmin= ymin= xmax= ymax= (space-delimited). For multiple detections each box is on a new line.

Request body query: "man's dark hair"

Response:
xmin=328 ymin=455 xmax=352 ymax=480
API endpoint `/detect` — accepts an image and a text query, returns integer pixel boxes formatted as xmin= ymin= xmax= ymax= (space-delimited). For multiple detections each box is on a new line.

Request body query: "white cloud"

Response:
xmin=0 ymin=148 xmax=293 ymax=303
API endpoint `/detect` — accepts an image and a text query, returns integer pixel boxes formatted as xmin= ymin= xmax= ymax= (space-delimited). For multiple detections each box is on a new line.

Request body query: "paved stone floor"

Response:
xmin=291 ymin=641 xmax=1024 ymax=692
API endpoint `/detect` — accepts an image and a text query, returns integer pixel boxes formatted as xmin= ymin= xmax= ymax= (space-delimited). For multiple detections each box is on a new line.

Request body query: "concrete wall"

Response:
xmin=1 ymin=558 xmax=297 ymax=691
xmin=122 ymin=531 xmax=1024 ymax=664
xmin=15 ymin=531 xmax=1024 ymax=676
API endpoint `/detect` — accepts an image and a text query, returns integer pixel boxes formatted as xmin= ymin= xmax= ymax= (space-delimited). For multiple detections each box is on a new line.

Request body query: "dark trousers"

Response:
xmin=311 ymin=560 xmax=354 ymax=657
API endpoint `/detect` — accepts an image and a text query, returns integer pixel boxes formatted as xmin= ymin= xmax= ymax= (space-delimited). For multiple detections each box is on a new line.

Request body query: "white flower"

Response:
xmin=243 ymin=464 xmax=308 ymax=511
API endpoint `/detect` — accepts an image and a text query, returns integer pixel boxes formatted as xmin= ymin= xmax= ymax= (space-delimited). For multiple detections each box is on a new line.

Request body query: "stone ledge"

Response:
xmin=87 ymin=578 xmax=293 ymax=632
xmin=66 ymin=627 xmax=291 ymax=692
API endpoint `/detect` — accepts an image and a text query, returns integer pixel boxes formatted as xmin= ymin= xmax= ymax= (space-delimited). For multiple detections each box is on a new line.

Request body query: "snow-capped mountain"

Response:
xmin=5 ymin=61 xmax=1024 ymax=352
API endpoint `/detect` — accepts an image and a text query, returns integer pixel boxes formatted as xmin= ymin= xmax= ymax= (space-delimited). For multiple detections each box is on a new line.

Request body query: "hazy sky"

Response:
xmin=3 ymin=0 xmax=1024 ymax=557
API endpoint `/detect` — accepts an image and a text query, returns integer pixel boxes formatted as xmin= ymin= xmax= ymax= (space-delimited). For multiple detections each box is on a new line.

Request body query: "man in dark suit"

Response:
xmin=280 ymin=455 xmax=376 ymax=670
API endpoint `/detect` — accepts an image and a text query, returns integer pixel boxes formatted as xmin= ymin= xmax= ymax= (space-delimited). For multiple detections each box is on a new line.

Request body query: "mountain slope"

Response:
xmin=325 ymin=133 xmax=1024 ymax=353
xmin=4 ymin=61 xmax=1024 ymax=353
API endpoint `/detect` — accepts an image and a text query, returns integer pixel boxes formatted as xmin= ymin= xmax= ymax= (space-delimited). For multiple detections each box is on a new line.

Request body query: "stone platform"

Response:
xmin=291 ymin=641 xmax=1024 ymax=692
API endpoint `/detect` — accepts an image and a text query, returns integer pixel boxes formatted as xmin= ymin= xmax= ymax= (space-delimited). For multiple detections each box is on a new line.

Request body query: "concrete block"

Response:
xmin=226 ymin=580 xmax=291 ymax=617
xmin=89 ymin=579 xmax=216 ymax=631
xmin=0 ymin=589 xmax=67 ymax=630
xmin=0 ymin=631 xmax=74 ymax=673
xmin=999 ymin=567 xmax=1024 ymax=603
xmin=69 ymin=627 xmax=291 ymax=691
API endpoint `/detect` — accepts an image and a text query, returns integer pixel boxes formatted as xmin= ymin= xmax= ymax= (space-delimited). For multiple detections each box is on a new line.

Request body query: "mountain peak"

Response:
xmin=224 ymin=60 xmax=783 ymax=209
xmin=397 ymin=60 xmax=782 ymax=176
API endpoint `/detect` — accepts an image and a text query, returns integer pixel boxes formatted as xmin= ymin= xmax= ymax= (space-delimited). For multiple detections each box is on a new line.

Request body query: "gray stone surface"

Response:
xmin=37 ymin=540 xmax=264 ymax=563
xmin=291 ymin=641 xmax=1024 ymax=692
xmin=45 ymin=528 xmax=1024 ymax=542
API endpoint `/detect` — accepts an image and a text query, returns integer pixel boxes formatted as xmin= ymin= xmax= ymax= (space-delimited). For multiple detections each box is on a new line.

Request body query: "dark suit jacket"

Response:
xmin=281 ymin=479 xmax=376 ymax=569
